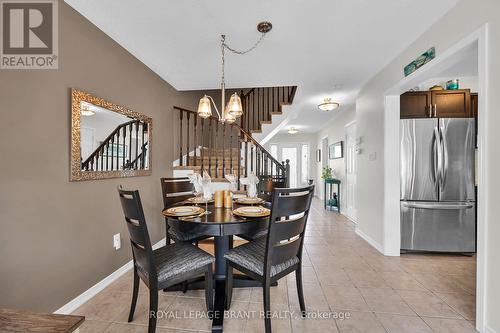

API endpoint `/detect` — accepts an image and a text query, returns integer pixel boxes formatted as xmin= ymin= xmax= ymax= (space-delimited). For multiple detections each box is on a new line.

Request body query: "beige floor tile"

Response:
xmin=244 ymin=302 xmax=292 ymax=333
xmin=288 ymin=282 xmax=330 ymax=310
xmin=73 ymin=290 xmax=133 ymax=322
xmin=378 ymin=271 xmax=426 ymax=291
xmin=435 ymin=292 xmax=476 ymax=320
xmin=115 ymin=292 xmax=176 ymax=325
xmin=219 ymin=301 xmax=250 ymax=333
xmin=335 ymin=311 xmax=386 ymax=333
xmin=157 ymin=296 xmax=212 ymax=331
xmin=249 ymin=280 xmax=289 ymax=305
xmin=396 ymin=290 xmax=462 ymax=319
xmin=411 ymin=273 xmax=471 ymax=294
xmin=376 ymin=313 xmax=432 ymax=333
xmin=322 ymin=285 xmax=370 ymax=312
xmin=78 ymin=320 xmax=112 ymax=333
xmin=105 ymin=272 xmax=147 ymax=295
xmin=291 ymin=313 xmax=339 ymax=333
xmin=358 ymin=287 xmax=415 ymax=315
xmin=286 ymin=266 xmax=319 ymax=285
xmin=344 ymin=269 xmax=390 ymax=289
xmin=421 ymin=317 xmax=478 ymax=333
xmin=315 ymin=267 xmax=353 ymax=287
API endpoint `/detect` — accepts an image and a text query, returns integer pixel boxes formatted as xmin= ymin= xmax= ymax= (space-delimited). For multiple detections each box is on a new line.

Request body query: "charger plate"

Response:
xmin=232 ymin=206 xmax=270 ymax=217
xmin=163 ymin=206 xmax=205 ymax=217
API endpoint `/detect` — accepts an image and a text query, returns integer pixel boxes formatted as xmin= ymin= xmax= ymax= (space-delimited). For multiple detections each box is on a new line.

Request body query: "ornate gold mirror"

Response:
xmin=70 ymin=89 xmax=152 ymax=181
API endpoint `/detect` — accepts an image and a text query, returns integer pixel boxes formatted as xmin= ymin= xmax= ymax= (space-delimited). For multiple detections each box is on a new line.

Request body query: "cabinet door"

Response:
xmin=432 ymin=89 xmax=471 ymax=118
xmin=400 ymin=92 xmax=431 ymax=119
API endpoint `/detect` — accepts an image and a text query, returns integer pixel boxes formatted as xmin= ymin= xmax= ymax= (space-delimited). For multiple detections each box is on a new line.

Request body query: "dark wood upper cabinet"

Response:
xmin=401 ymin=89 xmax=472 ymax=119
xmin=432 ymin=89 xmax=471 ymax=118
xmin=400 ymin=91 xmax=431 ymax=118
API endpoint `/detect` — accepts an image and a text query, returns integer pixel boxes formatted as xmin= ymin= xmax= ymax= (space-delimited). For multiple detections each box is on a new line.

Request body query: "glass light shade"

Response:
xmin=318 ymin=98 xmax=340 ymax=111
xmin=81 ymin=104 xmax=95 ymax=116
xmin=197 ymin=95 xmax=212 ymax=118
xmin=288 ymin=127 xmax=298 ymax=134
xmin=224 ymin=107 xmax=236 ymax=123
xmin=227 ymin=93 xmax=243 ymax=117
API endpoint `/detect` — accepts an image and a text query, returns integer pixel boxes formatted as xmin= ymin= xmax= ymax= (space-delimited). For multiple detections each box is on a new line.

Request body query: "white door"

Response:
xmin=276 ymin=143 xmax=309 ymax=188
xmin=345 ymin=122 xmax=357 ymax=222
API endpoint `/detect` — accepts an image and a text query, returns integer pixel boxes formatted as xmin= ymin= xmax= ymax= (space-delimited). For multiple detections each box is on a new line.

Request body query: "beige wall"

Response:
xmin=0 ymin=3 xmax=203 ymax=312
xmin=355 ymin=0 xmax=500 ymax=331
xmin=315 ymin=108 xmax=356 ymax=206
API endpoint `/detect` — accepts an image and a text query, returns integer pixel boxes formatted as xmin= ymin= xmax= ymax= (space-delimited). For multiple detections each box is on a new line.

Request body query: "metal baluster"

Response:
xmin=215 ymin=121 xmax=219 ymax=178
xmin=141 ymin=123 xmax=145 ymax=169
xmin=201 ymin=117 xmax=204 ymax=172
xmin=135 ymin=121 xmax=139 ymax=169
xmin=111 ymin=136 xmax=114 ymax=170
xmin=222 ymin=122 xmax=225 ymax=178
xmin=194 ymin=113 xmax=198 ymax=166
xmin=244 ymin=139 xmax=248 ymax=178
xmin=122 ymin=126 xmax=126 ymax=169
xmin=208 ymin=118 xmax=212 ymax=175
xmin=250 ymin=145 xmax=254 ymax=174
xmin=128 ymin=123 xmax=132 ymax=169
xmin=230 ymin=126 xmax=233 ymax=174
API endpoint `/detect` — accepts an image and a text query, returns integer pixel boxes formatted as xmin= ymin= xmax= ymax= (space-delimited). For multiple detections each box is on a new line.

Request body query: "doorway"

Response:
xmin=272 ymin=143 xmax=310 ymax=188
xmin=344 ymin=121 xmax=357 ymax=222
xmin=383 ymin=26 xmax=487 ymax=331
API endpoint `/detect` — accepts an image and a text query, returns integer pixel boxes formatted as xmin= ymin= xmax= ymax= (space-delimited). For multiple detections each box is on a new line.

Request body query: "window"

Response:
xmin=270 ymin=144 xmax=278 ymax=160
xmin=301 ymin=144 xmax=309 ymax=183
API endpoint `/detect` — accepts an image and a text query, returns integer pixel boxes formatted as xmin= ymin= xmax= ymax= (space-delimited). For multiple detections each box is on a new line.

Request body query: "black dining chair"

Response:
xmin=117 ymin=187 xmax=215 ymax=333
xmin=224 ymin=185 xmax=315 ymax=333
xmin=160 ymin=177 xmax=211 ymax=244
xmin=238 ymin=175 xmax=288 ymax=241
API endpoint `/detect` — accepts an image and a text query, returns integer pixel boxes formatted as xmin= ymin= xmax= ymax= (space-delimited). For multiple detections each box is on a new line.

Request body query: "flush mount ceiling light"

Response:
xmin=288 ymin=127 xmax=299 ymax=134
xmin=198 ymin=21 xmax=272 ymax=123
xmin=318 ymin=98 xmax=340 ymax=111
xmin=81 ymin=103 xmax=95 ymax=116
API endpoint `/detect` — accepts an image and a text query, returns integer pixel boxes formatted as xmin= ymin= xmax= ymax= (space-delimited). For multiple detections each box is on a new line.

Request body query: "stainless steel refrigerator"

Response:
xmin=400 ymin=118 xmax=476 ymax=253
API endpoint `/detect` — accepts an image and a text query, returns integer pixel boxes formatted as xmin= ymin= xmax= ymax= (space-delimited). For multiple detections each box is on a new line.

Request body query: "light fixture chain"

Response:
xmin=223 ymin=33 xmax=266 ymax=55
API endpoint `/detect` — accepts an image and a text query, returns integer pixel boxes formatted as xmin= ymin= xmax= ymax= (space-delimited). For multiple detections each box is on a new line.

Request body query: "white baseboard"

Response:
xmin=484 ymin=325 xmax=499 ymax=333
xmin=355 ymin=227 xmax=384 ymax=254
xmin=54 ymin=237 xmax=166 ymax=315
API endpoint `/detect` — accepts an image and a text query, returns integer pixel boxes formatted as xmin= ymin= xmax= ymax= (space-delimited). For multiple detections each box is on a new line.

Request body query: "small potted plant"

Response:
xmin=321 ymin=166 xmax=333 ymax=180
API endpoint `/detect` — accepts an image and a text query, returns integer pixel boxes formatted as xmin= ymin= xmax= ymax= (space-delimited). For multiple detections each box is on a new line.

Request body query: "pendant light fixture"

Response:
xmin=197 ymin=22 xmax=272 ymax=122
xmin=318 ymin=97 xmax=340 ymax=111
xmin=288 ymin=127 xmax=299 ymax=134
xmin=81 ymin=103 xmax=95 ymax=116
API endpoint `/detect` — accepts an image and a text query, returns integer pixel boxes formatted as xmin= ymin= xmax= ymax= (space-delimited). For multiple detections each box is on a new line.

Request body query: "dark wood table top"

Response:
xmin=162 ymin=201 xmax=270 ymax=237
xmin=0 ymin=308 xmax=84 ymax=333
xmin=162 ymin=202 xmax=269 ymax=225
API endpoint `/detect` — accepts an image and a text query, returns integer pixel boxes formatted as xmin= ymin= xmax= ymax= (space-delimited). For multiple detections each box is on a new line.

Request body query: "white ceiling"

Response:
xmin=66 ymin=0 xmax=458 ymax=133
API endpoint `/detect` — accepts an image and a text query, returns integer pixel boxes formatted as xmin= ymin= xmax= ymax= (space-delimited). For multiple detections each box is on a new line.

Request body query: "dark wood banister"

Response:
xmin=173 ymin=106 xmax=286 ymax=174
xmin=82 ymin=119 xmax=137 ymax=167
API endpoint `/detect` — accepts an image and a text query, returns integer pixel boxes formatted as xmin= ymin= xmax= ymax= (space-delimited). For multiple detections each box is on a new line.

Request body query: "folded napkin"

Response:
xmin=240 ymin=173 xmax=259 ymax=198
xmin=188 ymin=173 xmax=203 ymax=194
xmin=225 ymin=174 xmax=237 ymax=191
xmin=201 ymin=170 xmax=213 ymax=200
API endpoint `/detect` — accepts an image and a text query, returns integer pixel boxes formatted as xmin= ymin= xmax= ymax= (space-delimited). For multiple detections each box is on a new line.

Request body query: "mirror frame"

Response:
xmin=70 ymin=88 xmax=153 ymax=181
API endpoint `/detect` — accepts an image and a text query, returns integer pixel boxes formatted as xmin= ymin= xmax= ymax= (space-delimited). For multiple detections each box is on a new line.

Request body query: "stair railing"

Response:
xmin=174 ymin=106 xmax=290 ymax=189
xmin=81 ymin=120 xmax=149 ymax=171
xmin=240 ymin=86 xmax=297 ymax=133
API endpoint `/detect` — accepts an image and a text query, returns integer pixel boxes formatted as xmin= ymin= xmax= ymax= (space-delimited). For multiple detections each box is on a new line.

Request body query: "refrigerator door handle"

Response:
xmin=440 ymin=128 xmax=448 ymax=190
xmin=433 ymin=127 xmax=442 ymax=189
xmin=401 ymin=202 xmax=475 ymax=210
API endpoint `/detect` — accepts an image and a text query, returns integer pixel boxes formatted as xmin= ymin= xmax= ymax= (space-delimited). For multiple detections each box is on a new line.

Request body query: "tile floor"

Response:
xmin=74 ymin=199 xmax=477 ymax=332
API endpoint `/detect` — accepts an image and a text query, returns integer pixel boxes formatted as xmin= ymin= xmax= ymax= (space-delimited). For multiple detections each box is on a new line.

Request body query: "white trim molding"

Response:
xmin=484 ymin=326 xmax=499 ymax=333
xmin=54 ymin=237 xmax=166 ymax=315
xmin=355 ymin=227 xmax=384 ymax=254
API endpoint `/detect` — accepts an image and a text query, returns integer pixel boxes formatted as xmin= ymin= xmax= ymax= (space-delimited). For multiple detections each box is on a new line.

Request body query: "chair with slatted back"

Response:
xmin=117 ymin=187 xmax=214 ymax=333
xmin=160 ymin=177 xmax=210 ymax=244
xmin=238 ymin=175 xmax=288 ymax=241
xmin=224 ymin=185 xmax=315 ymax=333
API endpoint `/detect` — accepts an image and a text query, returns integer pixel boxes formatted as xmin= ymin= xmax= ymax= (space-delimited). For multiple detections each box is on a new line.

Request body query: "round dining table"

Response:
xmin=163 ymin=202 xmax=270 ymax=333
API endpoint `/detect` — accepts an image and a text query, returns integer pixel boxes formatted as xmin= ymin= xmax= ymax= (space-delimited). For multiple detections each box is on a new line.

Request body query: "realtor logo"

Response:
xmin=1 ymin=0 xmax=58 ymax=69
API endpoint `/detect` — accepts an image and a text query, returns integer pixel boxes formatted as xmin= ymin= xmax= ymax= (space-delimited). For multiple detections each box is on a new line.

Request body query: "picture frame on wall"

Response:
xmin=329 ymin=141 xmax=344 ymax=159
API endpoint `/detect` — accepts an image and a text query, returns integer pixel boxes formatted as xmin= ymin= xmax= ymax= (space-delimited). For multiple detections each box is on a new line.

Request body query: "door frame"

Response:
xmin=344 ymin=120 xmax=357 ymax=222
xmin=320 ymin=135 xmax=329 ymax=199
xmin=383 ymin=25 xmax=488 ymax=331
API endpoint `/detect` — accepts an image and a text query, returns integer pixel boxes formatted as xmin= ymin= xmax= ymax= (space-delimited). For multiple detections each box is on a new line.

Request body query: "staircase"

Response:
xmin=172 ymin=86 xmax=296 ymax=186
xmin=240 ymin=86 xmax=297 ymax=134
xmin=82 ymin=120 xmax=149 ymax=171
